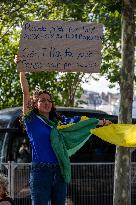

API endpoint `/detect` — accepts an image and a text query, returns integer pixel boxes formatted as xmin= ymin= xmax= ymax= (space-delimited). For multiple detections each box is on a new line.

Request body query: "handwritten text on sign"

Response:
xmin=18 ymin=20 xmax=103 ymax=73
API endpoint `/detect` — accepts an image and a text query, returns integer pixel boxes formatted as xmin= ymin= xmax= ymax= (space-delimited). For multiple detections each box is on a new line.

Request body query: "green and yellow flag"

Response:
xmin=92 ymin=124 xmax=136 ymax=147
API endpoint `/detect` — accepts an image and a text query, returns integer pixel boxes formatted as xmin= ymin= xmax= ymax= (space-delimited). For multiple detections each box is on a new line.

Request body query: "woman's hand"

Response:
xmin=14 ymin=54 xmax=26 ymax=72
xmin=98 ymin=119 xmax=112 ymax=126
xmin=14 ymin=54 xmax=22 ymax=64
xmin=14 ymin=54 xmax=30 ymax=115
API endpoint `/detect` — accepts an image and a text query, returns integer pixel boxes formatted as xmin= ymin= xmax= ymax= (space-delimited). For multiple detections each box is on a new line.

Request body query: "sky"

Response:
xmin=82 ymin=74 xmax=120 ymax=94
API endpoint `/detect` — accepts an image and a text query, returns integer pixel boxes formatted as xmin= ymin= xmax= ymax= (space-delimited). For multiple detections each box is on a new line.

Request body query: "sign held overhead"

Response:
xmin=18 ymin=20 xmax=103 ymax=73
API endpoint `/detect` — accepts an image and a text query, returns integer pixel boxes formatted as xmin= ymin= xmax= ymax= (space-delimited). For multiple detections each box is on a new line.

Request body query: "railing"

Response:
xmin=1 ymin=162 xmax=136 ymax=205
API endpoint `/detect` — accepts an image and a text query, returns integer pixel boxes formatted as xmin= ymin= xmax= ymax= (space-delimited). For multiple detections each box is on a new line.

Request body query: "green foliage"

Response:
xmin=89 ymin=0 xmax=122 ymax=83
xmin=56 ymin=72 xmax=84 ymax=106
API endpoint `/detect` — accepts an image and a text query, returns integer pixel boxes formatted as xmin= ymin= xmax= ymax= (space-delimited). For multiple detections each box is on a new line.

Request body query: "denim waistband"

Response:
xmin=32 ymin=162 xmax=59 ymax=169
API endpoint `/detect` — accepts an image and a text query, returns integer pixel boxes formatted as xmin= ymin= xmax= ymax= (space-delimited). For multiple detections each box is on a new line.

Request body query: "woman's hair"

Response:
xmin=0 ymin=174 xmax=8 ymax=192
xmin=32 ymin=89 xmax=60 ymax=121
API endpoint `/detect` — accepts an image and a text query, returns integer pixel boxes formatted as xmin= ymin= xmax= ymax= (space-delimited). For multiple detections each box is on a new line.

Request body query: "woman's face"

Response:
xmin=0 ymin=184 xmax=5 ymax=197
xmin=35 ymin=93 xmax=53 ymax=117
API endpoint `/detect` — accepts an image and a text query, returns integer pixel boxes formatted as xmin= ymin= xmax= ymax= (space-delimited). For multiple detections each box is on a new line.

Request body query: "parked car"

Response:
xmin=0 ymin=107 xmax=136 ymax=205
xmin=0 ymin=106 xmax=118 ymax=164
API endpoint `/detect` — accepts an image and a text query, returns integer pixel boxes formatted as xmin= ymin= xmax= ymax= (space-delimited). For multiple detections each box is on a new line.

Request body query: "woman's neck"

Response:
xmin=38 ymin=111 xmax=49 ymax=119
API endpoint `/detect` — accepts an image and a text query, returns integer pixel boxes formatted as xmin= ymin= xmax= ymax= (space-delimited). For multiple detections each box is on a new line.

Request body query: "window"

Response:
xmin=8 ymin=118 xmax=32 ymax=163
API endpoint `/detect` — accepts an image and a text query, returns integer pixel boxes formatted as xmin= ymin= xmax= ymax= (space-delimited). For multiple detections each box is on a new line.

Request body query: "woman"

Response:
xmin=15 ymin=55 xmax=111 ymax=205
xmin=0 ymin=174 xmax=14 ymax=205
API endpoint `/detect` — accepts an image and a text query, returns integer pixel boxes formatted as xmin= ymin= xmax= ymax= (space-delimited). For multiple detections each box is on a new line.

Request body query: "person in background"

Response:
xmin=0 ymin=174 xmax=14 ymax=205
xmin=14 ymin=55 xmax=112 ymax=205
xmin=17 ymin=140 xmax=31 ymax=163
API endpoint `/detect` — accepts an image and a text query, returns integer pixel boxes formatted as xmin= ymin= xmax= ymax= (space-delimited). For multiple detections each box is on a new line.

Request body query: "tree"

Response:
xmin=113 ymin=0 xmax=135 ymax=204
xmin=1 ymin=0 xmax=133 ymax=109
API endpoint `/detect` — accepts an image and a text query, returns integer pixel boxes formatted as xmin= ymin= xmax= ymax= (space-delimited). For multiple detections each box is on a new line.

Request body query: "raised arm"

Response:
xmin=20 ymin=71 xmax=31 ymax=114
xmin=14 ymin=55 xmax=31 ymax=115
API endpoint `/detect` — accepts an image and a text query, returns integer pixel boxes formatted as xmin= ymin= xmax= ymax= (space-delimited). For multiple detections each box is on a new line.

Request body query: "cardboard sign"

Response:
xmin=18 ymin=20 xmax=103 ymax=73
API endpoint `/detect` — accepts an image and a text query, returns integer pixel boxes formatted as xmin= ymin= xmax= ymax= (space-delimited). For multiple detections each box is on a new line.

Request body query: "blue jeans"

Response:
xmin=30 ymin=163 xmax=67 ymax=205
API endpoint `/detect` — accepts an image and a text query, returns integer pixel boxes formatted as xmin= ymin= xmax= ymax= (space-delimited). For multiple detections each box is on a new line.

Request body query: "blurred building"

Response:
xmin=77 ymin=90 xmax=120 ymax=114
xmin=113 ymin=96 xmax=136 ymax=118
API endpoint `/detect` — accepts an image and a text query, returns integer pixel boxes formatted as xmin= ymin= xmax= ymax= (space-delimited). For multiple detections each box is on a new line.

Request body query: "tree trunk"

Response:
xmin=113 ymin=0 xmax=135 ymax=205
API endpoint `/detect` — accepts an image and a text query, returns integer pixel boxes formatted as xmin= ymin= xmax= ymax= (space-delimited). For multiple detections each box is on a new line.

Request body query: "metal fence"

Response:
xmin=1 ymin=162 xmax=136 ymax=205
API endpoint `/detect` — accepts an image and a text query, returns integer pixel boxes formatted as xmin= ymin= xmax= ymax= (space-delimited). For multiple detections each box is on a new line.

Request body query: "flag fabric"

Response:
xmin=92 ymin=124 xmax=136 ymax=147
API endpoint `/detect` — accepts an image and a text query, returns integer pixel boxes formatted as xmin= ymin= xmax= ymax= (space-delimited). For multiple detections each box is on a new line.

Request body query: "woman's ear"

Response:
xmin=33 ymin=101 xmax=38 ymax=108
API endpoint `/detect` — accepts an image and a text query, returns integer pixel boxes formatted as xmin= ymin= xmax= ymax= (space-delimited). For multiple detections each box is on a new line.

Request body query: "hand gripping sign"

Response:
xmin=18 ymin=20 xmax=103 ymax=73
